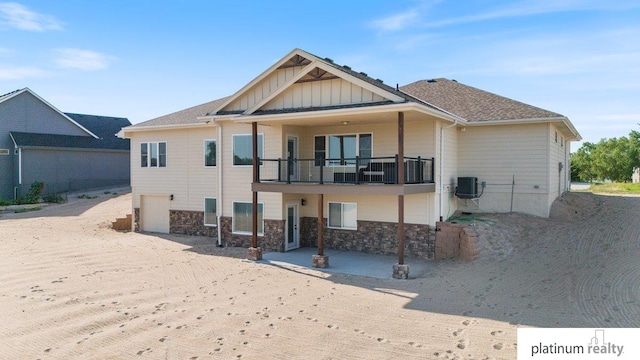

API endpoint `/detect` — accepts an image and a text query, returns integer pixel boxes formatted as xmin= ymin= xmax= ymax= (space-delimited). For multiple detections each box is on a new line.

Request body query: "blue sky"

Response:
xmin=1 ymin=1 xmax=639 ymax=149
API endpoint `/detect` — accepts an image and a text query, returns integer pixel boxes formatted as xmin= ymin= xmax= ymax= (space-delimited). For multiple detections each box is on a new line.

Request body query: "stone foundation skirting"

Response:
xmin=300 ymin=217 xmax=435 ymax=260
xmin=169 ymin=210 xmax=217 ymax=238
xmin=133 ymin=208 xmax=140 ymax=232
xmin=219 ymin=217 xmax=284 ymax=253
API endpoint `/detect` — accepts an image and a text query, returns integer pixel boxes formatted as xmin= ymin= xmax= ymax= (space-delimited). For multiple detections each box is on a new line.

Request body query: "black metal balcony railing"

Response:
xmin=258 ymin=156 xmax=435 ymax=185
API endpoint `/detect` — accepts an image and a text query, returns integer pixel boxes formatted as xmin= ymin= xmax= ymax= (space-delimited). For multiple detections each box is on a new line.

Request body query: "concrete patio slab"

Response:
xmin=261 ymin=247 xmax=431 ymax=279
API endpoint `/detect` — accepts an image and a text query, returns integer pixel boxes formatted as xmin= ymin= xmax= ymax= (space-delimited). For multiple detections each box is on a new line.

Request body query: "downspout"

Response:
xmin=17 ymin=147 xmax=22 ymax=200
xmin=439 ymin=120 xmax=458 ymax=222
xmin=216 ymin=123 xmax=223 ymax=247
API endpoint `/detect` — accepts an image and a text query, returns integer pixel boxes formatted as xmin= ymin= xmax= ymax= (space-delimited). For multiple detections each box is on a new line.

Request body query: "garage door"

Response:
xmin=140 ymin=195 xmax=170 ymax=233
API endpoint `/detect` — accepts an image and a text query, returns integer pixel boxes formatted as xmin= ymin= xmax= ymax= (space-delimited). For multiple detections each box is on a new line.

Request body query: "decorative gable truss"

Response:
xmin=215 ymin=49 xmax=405 ymax=116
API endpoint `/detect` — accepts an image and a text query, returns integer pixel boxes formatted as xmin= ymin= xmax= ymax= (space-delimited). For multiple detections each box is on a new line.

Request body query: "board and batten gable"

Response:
xmin=221 ymin=66 xmax=307 ymax=113
xmin=263 ymin=77 xmax=387 ymax=111
xmin=129 ymin=126 xmax=217 ymax=212
xmin=457 ymin=122 xmax=552 ymax=217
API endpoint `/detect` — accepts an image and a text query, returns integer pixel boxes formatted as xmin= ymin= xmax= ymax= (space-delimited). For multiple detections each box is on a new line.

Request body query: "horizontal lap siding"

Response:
xmin=458 ymin=124 xmax=548 ymax=192
xmin=298 ymin=193 xmax=436 ymax=225
xmin=130 ymin=127 xmax=217 ymax=212
xmin=457 ymin=123 xmax=551 ymax=216
xmin=222 ymin=122 xmax=282 ymax=220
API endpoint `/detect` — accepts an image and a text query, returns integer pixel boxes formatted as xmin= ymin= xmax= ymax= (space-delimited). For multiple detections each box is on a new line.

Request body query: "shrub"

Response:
xmin=20 ymin=181 xmax=45 ymax=204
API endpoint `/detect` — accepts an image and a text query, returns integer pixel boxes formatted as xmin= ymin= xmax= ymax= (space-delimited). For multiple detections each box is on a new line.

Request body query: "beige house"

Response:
xmin=119 ymin=48 xmax=580 ymax=276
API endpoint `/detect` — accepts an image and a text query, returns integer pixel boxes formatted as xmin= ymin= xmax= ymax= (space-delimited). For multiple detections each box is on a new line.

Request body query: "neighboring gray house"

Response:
xmin=0 ymin=88 xmax=130 ymax=200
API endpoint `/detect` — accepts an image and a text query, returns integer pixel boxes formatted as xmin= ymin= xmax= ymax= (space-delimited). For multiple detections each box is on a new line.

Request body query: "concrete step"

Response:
xmin=112 ymin=214 xmax=132 ymax=231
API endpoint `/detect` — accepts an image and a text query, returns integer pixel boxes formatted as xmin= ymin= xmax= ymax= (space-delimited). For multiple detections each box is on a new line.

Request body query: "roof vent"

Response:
xmin=427 ymin=79 xmax=437 ymax=83
xmin=376 ymin=78 xmax=383 ymax=83
xmin=324 ymin=57 xmax=334 ymax=63
xmin=342 ymin=65 xmax=351 ymax=70
xmin=359 ymin=72 xmax=368 ymax=77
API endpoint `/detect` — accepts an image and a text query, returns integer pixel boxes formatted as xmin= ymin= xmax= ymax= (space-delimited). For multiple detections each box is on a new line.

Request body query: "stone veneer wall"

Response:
xmin=300 ymin=217 xmax=435 ymax=260
xmin=169 ymin=210 xmax=217 ymax=238
xmin=133 ymin=210 xmax=285 ymax=252
xmin=219 ymin=217 xmax=284 ymax=252
xmin=133 ymin=208 xmax=140 ymax=232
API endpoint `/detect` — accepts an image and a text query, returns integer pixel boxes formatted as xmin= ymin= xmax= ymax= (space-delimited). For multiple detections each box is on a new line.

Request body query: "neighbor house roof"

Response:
xmin=64 ymin=113 xmax=131 ymax=150
xmin=0 ymin=88 xmax=99 ymax=138
xmin=10 ymin=113 xmax=130 ymax=151
xmin=400 ymin=78 xmax=564 ymax=121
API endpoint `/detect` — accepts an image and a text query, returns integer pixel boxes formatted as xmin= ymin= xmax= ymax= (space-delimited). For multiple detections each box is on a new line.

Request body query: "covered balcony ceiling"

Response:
xmin=231 ymin=105 xmax=451 ymax=127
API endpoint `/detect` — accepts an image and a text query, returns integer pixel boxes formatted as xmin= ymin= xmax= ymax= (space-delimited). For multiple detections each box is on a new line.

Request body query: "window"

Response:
xmin=555 ymin=131 xmax=558 ymax=143
xmin=141 ymin=142 xmax=166 ymax=167
xmin=314 ymin=133 xmax=372 ymax=166
xmin=561 ymin=136 xmax=564 ymax=147
xmin=204 ymin=198 xmax=217 ymax=226
xmin=0 ymin=149 xmax=9 ymax=155
xmin=328 ymin=202 xmax=357 ymax=230
xmin=233 ymin=202 xmax=264 ymax=235
xmin=233 ymin=134 xmax=263 ymax=166
xmin=205 ymin=140 xmax=216 ymax=167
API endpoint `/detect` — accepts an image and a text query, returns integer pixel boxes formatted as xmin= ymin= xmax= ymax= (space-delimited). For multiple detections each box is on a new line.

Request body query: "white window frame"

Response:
xmin=204 ymin=198 xmax=217 ymax=227
xmin=327 ymin=201 xmax=357 ymax=230
xmin=141 ymin=141 xmax=167 ymax=168
xmin=232 ymin=201 xmax=264 ymax=235
xmin=204 ymin=139 xmax=216 ymax=167
xmin=232 ymin=134 xmax=263 ymax=167
xmin=314 ymin=133 xmax=373 ymax=167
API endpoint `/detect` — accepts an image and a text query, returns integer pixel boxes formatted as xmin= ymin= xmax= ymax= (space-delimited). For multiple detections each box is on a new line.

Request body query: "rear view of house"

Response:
xmin=120 ymin=48 xmax=580 ymax=277
xmin=0 ymin=88 xmax=130 ymax=200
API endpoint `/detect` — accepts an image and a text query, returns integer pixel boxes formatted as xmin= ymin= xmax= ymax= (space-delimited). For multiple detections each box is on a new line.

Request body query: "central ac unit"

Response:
xmin=456 ymin=177 xmax=478 ymax=199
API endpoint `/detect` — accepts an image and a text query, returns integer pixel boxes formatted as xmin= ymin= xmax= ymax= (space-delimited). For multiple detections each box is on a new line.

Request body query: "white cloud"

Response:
xmin=52 ymin=48 xmax=116 ymax=71
xmin=424 ymin=0 xmax=640 ymax=29
xmin=0 ymin=2 xmax=63 ymax=31
xmin=370 ymin=9 xmax=420 ymax=32
xmin=0 ymin=64 xmax=48 ymax=79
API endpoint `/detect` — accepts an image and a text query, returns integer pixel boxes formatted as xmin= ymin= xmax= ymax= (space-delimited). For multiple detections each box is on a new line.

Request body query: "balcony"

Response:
xmin=253 ymin=156 xmax=436 ymax=195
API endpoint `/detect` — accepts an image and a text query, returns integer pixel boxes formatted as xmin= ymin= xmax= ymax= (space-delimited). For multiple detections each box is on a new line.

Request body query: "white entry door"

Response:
xmin=285 ymin=203 xmax=300 ymax=251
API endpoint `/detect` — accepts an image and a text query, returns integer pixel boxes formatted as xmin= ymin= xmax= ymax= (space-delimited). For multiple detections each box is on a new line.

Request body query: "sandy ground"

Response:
xmin=0 ymin=190 xmax=638 ymax=359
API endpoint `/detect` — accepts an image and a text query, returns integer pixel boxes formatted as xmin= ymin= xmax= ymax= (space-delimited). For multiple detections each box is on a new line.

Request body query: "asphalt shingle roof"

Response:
xmin=11 ymin=114 xmax=131 ymax=151
xmin=400 ymin=78 xmax=564 ymax=121
xmin=131 ymin=97 xmax=229 ymax=128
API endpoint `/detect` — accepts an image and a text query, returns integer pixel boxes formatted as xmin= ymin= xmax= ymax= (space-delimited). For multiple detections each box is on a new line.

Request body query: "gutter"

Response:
xmin=216 ymin=124 xmax=223 ymax=247
xmin=439 ymin=119 xmax=458 ymax=222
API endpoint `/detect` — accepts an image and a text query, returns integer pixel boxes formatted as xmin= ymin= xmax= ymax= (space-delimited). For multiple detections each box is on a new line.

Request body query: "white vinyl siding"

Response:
xmin=130 ymin=128 xmax=217 ymax=212
xmin=457 ymin=123 xmax=552 ymax=217
xmin=328 ymin=202 xmax=357 ymax=230
xmin=204 ymin=198 xmax=217 ymax=226
xmin=233 ymin=201 xmax=263 ymax=235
